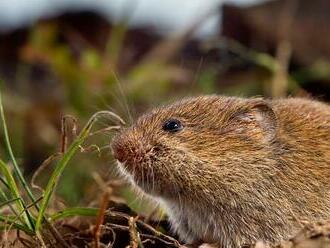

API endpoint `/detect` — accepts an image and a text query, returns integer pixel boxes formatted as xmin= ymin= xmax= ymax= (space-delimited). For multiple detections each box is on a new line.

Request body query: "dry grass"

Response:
xmin=2 ymin=205 xmax=330 ymax=248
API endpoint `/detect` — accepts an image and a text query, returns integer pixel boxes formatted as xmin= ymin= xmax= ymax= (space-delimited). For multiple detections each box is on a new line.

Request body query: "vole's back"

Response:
xmin=270 ymin=98 xmax=330 ymax=220
xmin=274 ymin=98 xmax=330 ymax=141
xmin=273 ymin=98 xmax=330 ymax=173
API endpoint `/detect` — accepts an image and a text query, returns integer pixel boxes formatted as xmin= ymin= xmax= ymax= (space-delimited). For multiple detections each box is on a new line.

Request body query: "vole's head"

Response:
xmin=111 ymin=95 xmax=278 ymax=200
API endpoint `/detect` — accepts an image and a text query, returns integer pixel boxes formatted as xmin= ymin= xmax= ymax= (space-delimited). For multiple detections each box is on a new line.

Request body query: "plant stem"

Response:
xmin=0 ymin=215 xmax=34 ymax=235
xmin=35 ymin=111 xmax=124 ymax=231
xmin=36 ymin=112 xmax=91 ymax=229
xmin=0 ymin=159 xmax=33 ymax=230
xmin=0 ymin=90 xmax=38 ymax=211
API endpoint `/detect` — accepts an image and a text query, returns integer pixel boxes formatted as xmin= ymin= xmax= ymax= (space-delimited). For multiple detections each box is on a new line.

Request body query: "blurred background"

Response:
xmin=0 ymin=0 xmax=330 ymax=209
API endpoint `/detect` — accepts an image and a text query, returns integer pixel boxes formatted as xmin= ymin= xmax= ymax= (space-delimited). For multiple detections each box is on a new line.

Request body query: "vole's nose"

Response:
xmin=111 ymin=134 xmax=129 ymax=162
xmin=111 ymin=137 xmax=128 ymax=163
xmin=111 ymin=130 xmax=145 ymax=163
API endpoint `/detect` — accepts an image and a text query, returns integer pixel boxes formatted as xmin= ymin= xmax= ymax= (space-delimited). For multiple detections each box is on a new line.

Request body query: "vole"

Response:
xmin=111 ymin=95 xmax=330 ymax=248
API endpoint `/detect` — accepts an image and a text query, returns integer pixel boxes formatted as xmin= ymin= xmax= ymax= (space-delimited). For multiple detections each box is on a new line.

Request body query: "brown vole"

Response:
xmin=111 ymin=95 xmax=330 ymax=248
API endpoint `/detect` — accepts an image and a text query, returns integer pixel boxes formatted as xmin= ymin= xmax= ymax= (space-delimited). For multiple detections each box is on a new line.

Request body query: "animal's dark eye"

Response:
xmin=162 ymin=119 xmax=183 ymax=133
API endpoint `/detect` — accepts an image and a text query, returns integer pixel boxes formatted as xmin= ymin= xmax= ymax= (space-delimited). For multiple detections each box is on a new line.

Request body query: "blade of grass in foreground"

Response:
xmin=0 ymin=215 xmax=34 ymax=235
xmin=0 ymin=88 xmax=37 ymax=223
xmin=0 ymin=183 xmax=22 ymax=223
xmin=0 ymin=176 xmax=9 ymax=189
xmin=0 ymin=197 xmax=20 ymax=209
xmin=35 ymin=111 xmax=125 ymax=232
xmin=0 ymin=159 xmax=33 ymax=230
xmin=50 ymin=207 xmax=98 ymax=222
xmin=35 ymin=128 xmax=90 ymax=232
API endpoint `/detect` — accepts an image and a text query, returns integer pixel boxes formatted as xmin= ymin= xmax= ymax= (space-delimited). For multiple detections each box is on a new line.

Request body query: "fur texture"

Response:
xmin=111 ymin=96 xmax=330 ymax=248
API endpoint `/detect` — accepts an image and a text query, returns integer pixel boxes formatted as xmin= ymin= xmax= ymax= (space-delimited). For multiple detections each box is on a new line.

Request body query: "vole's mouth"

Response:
xmin=115 ymin=157 xmax=161 ymax=195
xmin=111 ymin=132 xmax=162 ymax=194
xmin=111 ymin=143 xmax=127 ymax=163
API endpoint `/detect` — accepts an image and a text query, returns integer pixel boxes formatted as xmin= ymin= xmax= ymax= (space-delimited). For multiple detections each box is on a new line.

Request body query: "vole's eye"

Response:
xmin=162 ymin=119 xmax=183 ymax=133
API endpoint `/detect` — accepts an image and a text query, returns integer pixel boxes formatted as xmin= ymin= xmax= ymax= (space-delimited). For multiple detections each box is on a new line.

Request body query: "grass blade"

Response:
xmin=35 ymin=125 xmax=91 ymax=231
xmin=0 ymin=185 xmax=22 ymax=223
xmin=0 ymin=215 xmax=34 ymax=235
xmin=0 ymin=197 xmax=20 ymax=209
xmin=50 ymin=207 xmax=99 ymax=222
xmin=35 ymin=111 xmax=123 ymax=231
xmin=0 ymin=176 xmax=10 ymax=189
xmin=0 ymin=159 xmax=33 ymax=230
xmin=0 ymin=88 xmax=37 ymax=213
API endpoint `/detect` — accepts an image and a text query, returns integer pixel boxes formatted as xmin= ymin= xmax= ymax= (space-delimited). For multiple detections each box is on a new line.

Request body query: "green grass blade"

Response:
xmin=35 ymin=111 xmax=121 ymax=231
xmin=49 ymin=207 xmax=99 ymax=222
xmin=0 ymin=177 xmax=10 ymax=203
xmin=0 ymin=89 xmax=37 ymax=211
xmin=0 ymin=215 xmax=34 ymax=235
xmin=0 ymin=197 xmax=20 ymax=209
xmin=35 ymin=119 xmax=92 ymax=232
xmin=0 ymin=184 xmax=22 ymax=222
xmin=0 ymin=176 xmax=9 ymax=189
xmin=35 ymin=111 xmax=123 ymax=231
xmin=0 ymin=159 xmax=33 ymax=230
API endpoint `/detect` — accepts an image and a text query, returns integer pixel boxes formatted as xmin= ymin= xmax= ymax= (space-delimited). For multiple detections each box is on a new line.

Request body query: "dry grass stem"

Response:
xmin=93 ymin=192 xmax=110 ymax=248
xmin=128 ymin=216 xmax=141 ymax=248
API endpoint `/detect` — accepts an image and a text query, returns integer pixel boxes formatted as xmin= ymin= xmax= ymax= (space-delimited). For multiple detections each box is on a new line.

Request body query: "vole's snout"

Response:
xmin=111 ymin=139 xmax=127 ymax=163
xmin=111 ymin=129 xmax=148 ymax=165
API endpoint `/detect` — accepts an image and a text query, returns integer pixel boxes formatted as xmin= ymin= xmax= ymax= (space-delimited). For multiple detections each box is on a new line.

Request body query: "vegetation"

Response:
xmin=0 ymin=87 xmax=127 ymax=245
xmin=0 ymin=7 xmax=329 ymax=247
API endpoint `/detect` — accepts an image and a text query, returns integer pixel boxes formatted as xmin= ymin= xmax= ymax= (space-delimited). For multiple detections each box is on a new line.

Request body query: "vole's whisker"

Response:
xmin=141 ymin=164 xmax=145 ymax=194
xmin=148 ymin=161 xmax=153 ymax=193
xmin=109 ymin=68 xmax=133 ymax=125
xmin=144 ymin=161 xmax=149 ymax=192
xmin=150 ymin=161 xmax=155 ymax=195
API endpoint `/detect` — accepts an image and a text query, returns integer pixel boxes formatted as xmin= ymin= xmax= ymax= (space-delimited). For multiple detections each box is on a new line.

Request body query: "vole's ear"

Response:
xmin=231 ymin=98 xmax=278 ymax=141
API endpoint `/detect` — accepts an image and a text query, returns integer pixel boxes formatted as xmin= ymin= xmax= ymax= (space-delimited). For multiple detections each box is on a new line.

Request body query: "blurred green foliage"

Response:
xmin=1 ymin=20 xmax=216 ymax=215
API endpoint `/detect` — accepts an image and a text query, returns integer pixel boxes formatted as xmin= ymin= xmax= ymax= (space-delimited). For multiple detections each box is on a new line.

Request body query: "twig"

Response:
xmin=60 ymin=115 xmax=77 ymax=153
xmin=106 ymin=211 xmax=182 ymax=247
xmin=103 ymin=225 xmax=116 ymax=248
xmin=128 ymin=216 xmax=142 ymax=248
xmin=107 ymin=222 xmax=180 ymax=247
xmin=44 ymin=221 xmax=70 ymax=248
xmin=93 ymin=192 xmax=110 ymax=248
xmin=79 ymin=144 xmax=101 ymax=155
xmin=140 ymin=234 xmax=176 ymax=246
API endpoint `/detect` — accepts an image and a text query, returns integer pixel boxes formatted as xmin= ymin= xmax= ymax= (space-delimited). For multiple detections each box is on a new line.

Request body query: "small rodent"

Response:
xmin=111 ymin=95 xmax=330 ymax=248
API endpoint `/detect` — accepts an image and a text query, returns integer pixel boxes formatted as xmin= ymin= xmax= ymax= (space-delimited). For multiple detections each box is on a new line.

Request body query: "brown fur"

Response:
xmin=111 ymin=95 xmax=330 ymax=248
